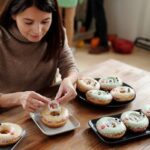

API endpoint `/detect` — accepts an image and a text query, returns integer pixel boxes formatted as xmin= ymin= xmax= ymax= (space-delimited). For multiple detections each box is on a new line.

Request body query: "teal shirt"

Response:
xmin=57 ymin=0 xmax=78 ymax=8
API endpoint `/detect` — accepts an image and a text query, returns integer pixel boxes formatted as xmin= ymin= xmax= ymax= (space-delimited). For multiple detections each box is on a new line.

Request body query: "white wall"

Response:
xmin=105 ymin=0 xmax=150 ymax=41
xmin=138 ymin=0 xmax=150 ymax=38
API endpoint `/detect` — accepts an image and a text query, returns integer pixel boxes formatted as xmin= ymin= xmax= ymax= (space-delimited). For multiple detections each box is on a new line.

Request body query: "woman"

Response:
xmin=0 ymin=0 xmax=78 ymax=112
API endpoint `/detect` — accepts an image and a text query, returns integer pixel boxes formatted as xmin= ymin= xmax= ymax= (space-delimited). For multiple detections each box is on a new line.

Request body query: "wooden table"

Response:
xmin=1 ymin=59 xmax=150 ymax=150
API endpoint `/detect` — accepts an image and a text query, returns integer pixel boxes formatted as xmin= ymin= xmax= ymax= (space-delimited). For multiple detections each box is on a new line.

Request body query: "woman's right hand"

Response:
xmin=19 ymin=91 xmax=50 ymax=112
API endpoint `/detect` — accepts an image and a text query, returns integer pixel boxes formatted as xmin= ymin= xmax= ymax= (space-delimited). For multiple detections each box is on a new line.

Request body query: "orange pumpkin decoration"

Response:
xmin=90 ymin=37 xmax=101 ymax=48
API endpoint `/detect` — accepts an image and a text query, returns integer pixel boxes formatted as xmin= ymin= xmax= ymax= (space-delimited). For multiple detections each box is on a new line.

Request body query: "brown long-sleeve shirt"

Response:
xmin=0 ymin=25 xmax=78 ymax=93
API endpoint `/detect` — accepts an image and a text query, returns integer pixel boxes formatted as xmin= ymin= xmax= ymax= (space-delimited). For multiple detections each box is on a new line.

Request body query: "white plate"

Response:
xmin=0 ymin=130 xmax=26 ymax=150
xmin=30 ymin=112 xmax=80 ymax=136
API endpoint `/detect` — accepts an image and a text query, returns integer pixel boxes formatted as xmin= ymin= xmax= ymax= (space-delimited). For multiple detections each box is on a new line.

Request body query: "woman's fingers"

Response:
xmin=57 ymin=89 xmax=77 ymax=103
xmin=26 ymin=106 xmax=36 ymax=113
xmin=29 ymin=98 xmax=45 ymax=109
xmin=20 ymin=91 xmax=50 ymax=112
xmin=31 ymin=92 xmax=50 ymax=104
xmin=55 ymin=86 xmax=63 ymax=100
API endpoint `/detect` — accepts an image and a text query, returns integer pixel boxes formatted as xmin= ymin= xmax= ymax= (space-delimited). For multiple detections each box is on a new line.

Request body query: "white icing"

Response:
xmin=121 ymin=111 xmax=149 ymax=131
xmin=111 ymin=86 xmax=135 ymax=102
xmin=41 ymin=106 xmax=69 ymax=122
xmin=99 ymin=76 xmax=123 ymax=90
xmin=0 ymin=123 xmax=22 ymax=146
xmin=96 ymin=117 xmax=126 ymax=137
xmin=86 ymin=89 xmax=112 ymax=103
xmin=77 ymin=77 xmax=100 ymax=92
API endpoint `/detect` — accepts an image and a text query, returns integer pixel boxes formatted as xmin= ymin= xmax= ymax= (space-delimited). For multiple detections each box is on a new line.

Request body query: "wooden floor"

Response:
xmin=74 ymin=46 xmax=150 ymax=72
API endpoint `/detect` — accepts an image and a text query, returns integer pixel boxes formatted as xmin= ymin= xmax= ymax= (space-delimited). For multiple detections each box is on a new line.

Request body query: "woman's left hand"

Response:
xmin=55 ymin=77 xmax=77 ymax=103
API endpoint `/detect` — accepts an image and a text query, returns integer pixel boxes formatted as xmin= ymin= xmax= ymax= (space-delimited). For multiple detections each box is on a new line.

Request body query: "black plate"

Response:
xmin=88 ymin=109 xmax=150 ymax=145
xmin=0 ymin=130 xmax=26 ymax=150
xmin=77 ymin=79 xmax=136 ymax=108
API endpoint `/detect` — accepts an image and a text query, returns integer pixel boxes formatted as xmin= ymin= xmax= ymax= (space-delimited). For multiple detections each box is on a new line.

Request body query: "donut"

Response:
xmin=86 ymin=89 xmax=113 ymax=105
xmin=96 ymin=117 xmax=126 ymax=139
xmin=121 ymin=110 xmax=149 ymax=132
xmin=0 ymin=122 xmax=23 ymax=146
xmin=77 ymin=77 xmax=100 ymax=93
xmin=99 ymin=76 xmax=123 ymax=91
xmin=141 ymin=104 xmax=150 ymax=119
xmin=40 ymin=101 xmax=69 ymax=128
xmin=110 ymin=86 xmax=135 ymax=102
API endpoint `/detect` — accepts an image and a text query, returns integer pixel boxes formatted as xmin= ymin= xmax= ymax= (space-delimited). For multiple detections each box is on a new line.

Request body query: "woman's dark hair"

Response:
xmin=0 ymin=0 xmax=64 ymax=61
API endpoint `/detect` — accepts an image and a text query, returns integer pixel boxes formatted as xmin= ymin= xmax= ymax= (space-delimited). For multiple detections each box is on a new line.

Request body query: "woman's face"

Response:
xmin=13 ymin=6 xmax=52 ymax=42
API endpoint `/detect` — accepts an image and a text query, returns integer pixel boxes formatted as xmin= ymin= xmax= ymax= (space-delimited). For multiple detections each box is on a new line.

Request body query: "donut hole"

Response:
xmin=0 ymin=129 xmax=10 ymax=134
xmin=50 ymin=111 xmax=60 ymax=116
xmin=112 ymin=123 xmax=116 ymax=128
xmin=108 ymin=119 xmax=117 ymax=128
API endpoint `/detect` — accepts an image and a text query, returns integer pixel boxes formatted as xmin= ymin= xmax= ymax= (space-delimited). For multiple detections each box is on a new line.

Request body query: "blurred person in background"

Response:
xmin=58 ymin=0 xmax=79 ymax=52
xmin=82 ymin=0 xmax=109 ymax=54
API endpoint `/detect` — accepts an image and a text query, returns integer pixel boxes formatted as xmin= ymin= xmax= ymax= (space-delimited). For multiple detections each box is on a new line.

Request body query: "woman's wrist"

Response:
xmin=64 ymin=72 xmax=78 ymax=84
xmin=0 ymin=92 xmax=22 ymax=108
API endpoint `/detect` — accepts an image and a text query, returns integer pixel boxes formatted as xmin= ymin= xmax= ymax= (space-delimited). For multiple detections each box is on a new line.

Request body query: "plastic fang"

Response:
xmin=48 ymin=100 xmax=61 ymax=113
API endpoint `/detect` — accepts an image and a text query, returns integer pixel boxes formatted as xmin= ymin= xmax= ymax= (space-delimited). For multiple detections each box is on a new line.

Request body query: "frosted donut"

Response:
xmin=99 ymin=76 xmax=123 ymax=91
xmin=121 ymin=111 xmax=149 ymax=132
xmin=86 ymin=89 xmax=113 ymax=105
xmin=77 ymin=77 xmax=100 ymax=93
xmin=96 ymin=117 xmax=126 ymax=139
xmin=40 ymin=105 xmax=69 ymax=128
xmin=0 ymin=123 xmax=23 ymax=146
xmin=141 ymin=104 xmax=150 ymax=119
xmin=110 ymin=86 xmax=135 ymax=102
